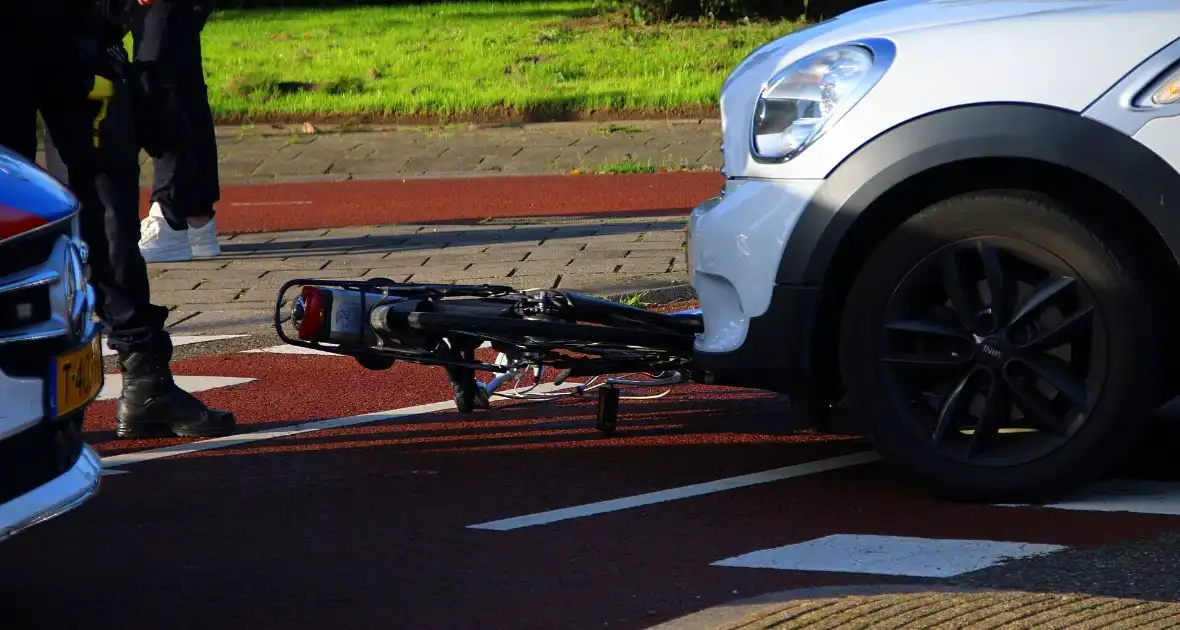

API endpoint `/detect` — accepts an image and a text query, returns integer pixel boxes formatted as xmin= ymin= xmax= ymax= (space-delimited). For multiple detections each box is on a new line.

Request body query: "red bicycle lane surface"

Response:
xmin=4 ymin=350 xmax=1180 ymax=629
xmin=143 ymin=172 xmax=723 ymax=233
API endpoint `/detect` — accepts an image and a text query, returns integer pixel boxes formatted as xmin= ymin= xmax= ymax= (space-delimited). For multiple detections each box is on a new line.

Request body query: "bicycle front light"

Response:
xmin=751 ymin=39 xmax=895 ymax=162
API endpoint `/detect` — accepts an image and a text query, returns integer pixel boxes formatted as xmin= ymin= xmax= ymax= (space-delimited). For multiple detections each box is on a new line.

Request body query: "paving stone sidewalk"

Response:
xmin=209 ymin=119 xmax=722 ymax=183
xmin=38 ymin=119 xmax=723 ymax=185
xmin=154 ymin=215 xmax=691 ymax=336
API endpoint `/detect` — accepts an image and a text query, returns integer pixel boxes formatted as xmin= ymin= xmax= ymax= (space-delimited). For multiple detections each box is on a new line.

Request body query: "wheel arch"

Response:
xmin=784 ymin=103 xmax=1180 ymax=402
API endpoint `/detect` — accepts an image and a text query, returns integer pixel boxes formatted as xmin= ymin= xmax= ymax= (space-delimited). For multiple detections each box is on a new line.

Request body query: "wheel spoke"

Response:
xmin=1008 ymin=276 xmax=1075 ymax=329
xmin=976 ymin=243 xmax=1014 ymax=326
xmin=885 ymin=316 xmax=972 ymax=341
xmin=940 ymin=250 xmax=981 ymax=332
xmin=1012 ymin=353 xmax=1089 ymax=410
xmin=1019 ymin=306 xmax=1094 ymax=352
xmin=966 ymin=374 xmax=1008 ymax=460
xmin=933 ymin=367 xmax=980 ymax=444
xmin=1003 ymin=366 xmax=1068 ymax=436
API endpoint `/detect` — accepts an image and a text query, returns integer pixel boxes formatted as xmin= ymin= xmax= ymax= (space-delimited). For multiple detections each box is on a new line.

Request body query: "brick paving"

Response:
xmin=141 ymin=119 xmax=722 ymax=185
xmin=650 ymin=585 xmax=1180 ymax=630
xmin=154 ymin=215 xmax=690 ymax=335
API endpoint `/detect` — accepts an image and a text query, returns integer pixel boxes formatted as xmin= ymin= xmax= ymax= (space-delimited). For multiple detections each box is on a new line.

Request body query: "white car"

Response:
xmin=686 ymin=0 xmax=1180 ymax=502
xmin=0 ymin=147 xmax=104 ymax=540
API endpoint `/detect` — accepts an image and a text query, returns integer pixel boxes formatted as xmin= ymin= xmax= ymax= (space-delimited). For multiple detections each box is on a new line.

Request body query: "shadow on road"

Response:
xmin=214 ymin=218 xmax=685 ymax=260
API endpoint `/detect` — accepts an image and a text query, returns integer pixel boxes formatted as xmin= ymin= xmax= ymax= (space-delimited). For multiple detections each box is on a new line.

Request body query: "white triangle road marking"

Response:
xmin=96 ymin=375 xmax=256 ymax=402
xmin=101 ymin=335 xmax=248 ymax=357
xmin=710 ymin=534 xmax=1066 ymax=578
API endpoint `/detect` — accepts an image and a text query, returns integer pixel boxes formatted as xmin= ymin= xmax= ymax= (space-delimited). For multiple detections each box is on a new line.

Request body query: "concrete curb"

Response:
xmin=218 ymin=171 xmax=569 ymax=188
xmin=215 ymin=118 xmax=721 ymax=138
xmin=217 ymin=169 xmax=722 ymax=188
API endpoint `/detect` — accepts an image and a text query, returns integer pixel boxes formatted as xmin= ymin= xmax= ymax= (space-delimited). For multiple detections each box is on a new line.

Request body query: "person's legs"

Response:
xmin=40 ymin=47 xmax=235 ymax=439
xmin=131 ymin=0 xmax=221 ymax=262
xmin=180 ymin=4 xmax=220 ymax=217
xmin=0 ymin=37 xmax=44 ymax=161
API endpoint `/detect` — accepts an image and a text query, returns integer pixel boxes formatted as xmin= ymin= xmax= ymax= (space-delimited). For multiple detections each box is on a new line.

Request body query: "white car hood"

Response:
xmin=727 ymin=0 xmax=1180 ymax=88
xmin=719 ymin=0 xmax=1180 ymax=179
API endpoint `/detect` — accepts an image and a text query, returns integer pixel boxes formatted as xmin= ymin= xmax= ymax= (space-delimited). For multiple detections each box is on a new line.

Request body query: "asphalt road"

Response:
xmin=8 ymin=337 xmax=1180 ymax=629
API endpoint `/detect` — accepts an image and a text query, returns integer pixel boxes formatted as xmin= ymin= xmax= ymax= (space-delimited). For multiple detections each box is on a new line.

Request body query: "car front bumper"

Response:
xmin=0 ymin=443 xmax=101 ymax=542
xmin=686 ymin=177 xmax=825 ymax=392
xmin=0 ymin=326 xmax=105 ymax=543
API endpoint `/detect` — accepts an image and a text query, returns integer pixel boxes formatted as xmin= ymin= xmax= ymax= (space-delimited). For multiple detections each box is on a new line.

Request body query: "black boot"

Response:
xmin=114 ymin=335 xmax=236 ymax=439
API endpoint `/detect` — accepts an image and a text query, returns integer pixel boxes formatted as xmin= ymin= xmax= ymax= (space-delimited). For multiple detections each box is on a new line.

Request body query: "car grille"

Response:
xmin=0 ymin=218 xmax=68 ymax=277
xmin=0 ymin=408 xmax=85 ymax=506
xmin=0 ymin=285 xmax=51 ymax=328
xmin=0 ymin=215 xmax=84 ymax=377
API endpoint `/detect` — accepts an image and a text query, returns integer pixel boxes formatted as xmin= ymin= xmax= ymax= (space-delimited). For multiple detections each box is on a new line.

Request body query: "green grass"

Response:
xmin=192 ymin=3 xmax=808 ymax=122
xmin=617 ymin=292 xmax=647 ymax=306
xmin=590 ymin=158 xmax=658 ymax=173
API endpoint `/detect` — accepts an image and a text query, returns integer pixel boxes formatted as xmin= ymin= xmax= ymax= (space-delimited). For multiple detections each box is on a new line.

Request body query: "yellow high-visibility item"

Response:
xmin=87 ymin=76 xmax=114 ymax=101
xmin=87 ymin=76 xmax=114 ymax=148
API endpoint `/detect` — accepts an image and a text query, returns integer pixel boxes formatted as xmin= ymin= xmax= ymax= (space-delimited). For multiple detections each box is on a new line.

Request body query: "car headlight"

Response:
xmin=751 ymin=38 xmax=895 ymax=162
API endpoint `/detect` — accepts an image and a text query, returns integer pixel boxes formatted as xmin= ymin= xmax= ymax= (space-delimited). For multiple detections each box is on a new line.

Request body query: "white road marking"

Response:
xmin=244 ymin=344 xmax=340 ymax=355
xmin=710 ymin=534 xmax=1066 ymax=578
xmin=97 ymin=376 xmax=256 ymax=401
xmin=228 ymin=201 xmax=313 ymax=207
xmin=102 ymin=335 xmax=247 ymax=357
xmin=101 ymin=403 xmax=452 ymax=469
xmin=100 ymin=468 xmax=129 ymax=476
xmin=998 ymin=479 xmax=1180 ymax=515
xmin=99 ymin=381 xmax=576 ymax=471
xmin=245 ymin=340 xmax=494 ymax=355
xmin=466 ymin=451 xmax=881 ymax=531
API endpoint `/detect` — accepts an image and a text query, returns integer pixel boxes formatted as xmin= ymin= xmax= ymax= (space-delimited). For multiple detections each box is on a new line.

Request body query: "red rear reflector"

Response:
xmin=297 ymin=286 xmax=327 ymax=341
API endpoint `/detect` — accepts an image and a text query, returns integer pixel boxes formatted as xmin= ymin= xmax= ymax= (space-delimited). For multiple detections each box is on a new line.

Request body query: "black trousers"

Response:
xmin=131 ymin=0 xmax=220 ymax=231
xmin=24 ymin=48 xmax=171 ymax=356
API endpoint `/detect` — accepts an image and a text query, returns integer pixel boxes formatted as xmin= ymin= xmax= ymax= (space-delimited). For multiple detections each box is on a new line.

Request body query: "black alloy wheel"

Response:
xmin=839 ymin=192 xmax=1165 ymax=502
xmin=879 ymin=237 xmax=1106 ymax=467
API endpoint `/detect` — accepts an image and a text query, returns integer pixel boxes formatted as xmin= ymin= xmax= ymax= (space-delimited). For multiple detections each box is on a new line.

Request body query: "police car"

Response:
xmin=0 ymin=146 xmax=103 ymax=540
xmin=686 ymin=0 xmax=1180 ymax=502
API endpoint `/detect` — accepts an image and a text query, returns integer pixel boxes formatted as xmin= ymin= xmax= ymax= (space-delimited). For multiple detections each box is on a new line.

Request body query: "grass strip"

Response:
xmin=192 ymin=3 xmax=807 ymax=123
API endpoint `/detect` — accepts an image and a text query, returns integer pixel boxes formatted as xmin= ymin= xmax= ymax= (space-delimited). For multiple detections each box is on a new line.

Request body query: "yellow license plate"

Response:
xmin=53 ymin=335 xmax=104 ymax=418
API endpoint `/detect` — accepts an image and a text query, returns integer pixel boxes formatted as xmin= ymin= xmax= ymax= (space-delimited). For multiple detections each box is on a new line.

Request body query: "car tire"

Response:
xmin=838 ymin=190 xmax=1165 ymax=503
